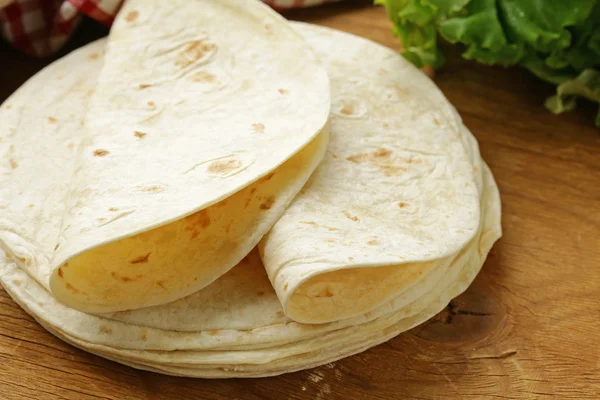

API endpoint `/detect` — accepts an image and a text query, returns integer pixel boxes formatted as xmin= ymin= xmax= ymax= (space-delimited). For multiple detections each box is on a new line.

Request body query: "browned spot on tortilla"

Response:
xmin=252 ymin=123 xmax=265 ymax=133
xmin=473 ymin=166 xmax=479 ymax=173
xmin=57 ymin=267 xmax=63 ymax=278
xmin=9 ymin=159 xmax=18 ymax=169
xmin=332 ymin=153 xmax=339 ymax=159
xmin=66 ymin=283 xmax=80 ymax=294
xmin=88 ymin=53 xmax=99 ymax=60
xmin=134 ymin=131 xmax=147 ymax=139
xmin=244 ymin=196 xmax=252 ymax=209
xmin=367 ymin=239 xmax=379 ymax=246
xmin=299 ymin=221 xmax=339 ymax=232
xmin=434 ymin=117 xmax=442 ymax=126
xmin=278 ymin=88 xmax=288 ymax=94
xmin=93 ymin=149 xmax=109 ymax=157
xmin=257 ymin=291 xmax=265 ymax=296
xmin=175 ymin=40 xmax=216 ymax=68
xmin=5 ymin=105 xmax=11 ymax=109
xmin=111 ymin=271 xmax=144 ymax=282
xmin=96 ymin=217 xmax=107 ymax=222
xmin=129 ymin=253 xmax=151 ymax=264
xmin=47 ymin=117 xmax=57 ymax=124
xmin=259 ymin=195 xmax=276 ymax=210
xmin=99 ymin=325 xmax=112 ymax=334
xmin=139 ymin=83 xmax=152 ymax=89
xmin=185 ymin=337 xmax=192 ymax=342
xmin=186 ymin=209 xmax=211 ymax=229
xmin=383 ymin=122 xmax=390 ymax=128
xmin=190 ymin=71 xmax=216 ymax=83
xmin=348 ymin=256 xmax=354 ymax=261
xmin=346 ymin=147 xmax=391 ymax=163
xmin=315 ymin=288 xmax=334 ymax=298
xmin=224 ymin=222 xmax=232 ymax=234
xmin=125 ymin=10 xmax=139 ymax=22
xmin=140 ymin=329 xmax=148 ymax=341
xmin=260 ymin=172 xmax=275 ymax=183
xmin=147 ymin=101 xmax=155 ymax=107
xmin=155 ymin=280 xmax=167 ymax=291
xmin=109 ymin=207 xmax=118 ymax=212
xmin=343 ymin=211 xmax=359 ymax=222
xmin=54 ymin=243 xmax=60 ymax=251
xmin=324 ymin=238 xmax=336 ymax=243
xmin=250 ymin=188 xmax=257 ymax=195
xmin=380 ymin=164 xmax=407 ymax=176
xmin=276 ymin=311 xmax=284 ymax=317
xmin=207 ymin=330 xmax=219 ymax=336
xmin=67 ymin=143 xmax=75 ymax=150
xmin=140 ymin=185 xmax=164 ymax=193
xmin=340 ymin=102 xmax=354 ymax=115
xmin=398 ymin=202 xmax=409 ymax=208
xmin=27 ymin=204 xmax=34 ymax=208
xmin=283 ymin=283 xmax=289 ymax=292
xmin=85 ymin=89 xmax=94 ymax=98
xmin=13 ymin=280 xmax=21 ymax=286
xmin=207 ymin=159 xmax=242 ymax=175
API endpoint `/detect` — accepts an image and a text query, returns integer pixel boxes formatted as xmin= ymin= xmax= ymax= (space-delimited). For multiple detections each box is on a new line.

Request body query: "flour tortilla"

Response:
xmin=0 ymin=161 xmax=500 ymax=377
xmin=260 ymin=23 xmax=483 ymax=324
xmin=0 ymin=22 xmax=501 ymax=378
xmin=0 ymin=0 xmax=330 ymax=313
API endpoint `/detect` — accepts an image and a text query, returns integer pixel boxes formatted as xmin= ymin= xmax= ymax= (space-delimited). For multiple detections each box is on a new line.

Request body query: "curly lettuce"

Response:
xmin=376 ymin=0 xmax=600 ymax=126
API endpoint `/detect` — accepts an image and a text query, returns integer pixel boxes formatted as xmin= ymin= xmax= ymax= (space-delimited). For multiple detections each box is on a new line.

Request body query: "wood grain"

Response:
xmin=1 ymin=2 xmax=599 ymax=399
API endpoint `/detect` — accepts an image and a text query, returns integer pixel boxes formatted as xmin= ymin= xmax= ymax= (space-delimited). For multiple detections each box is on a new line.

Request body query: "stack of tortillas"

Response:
xmin=0 ymin=0 xmax=501 ymax=378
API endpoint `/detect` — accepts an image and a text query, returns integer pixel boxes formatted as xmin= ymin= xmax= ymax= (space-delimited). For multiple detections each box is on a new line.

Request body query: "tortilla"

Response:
xmin=260 ymin=23 xmax=483 ymax=324
xmin=0 ymin=0 xmax=330 ymax=313
xmin=0 ymin=22 xmax=501 ymax=378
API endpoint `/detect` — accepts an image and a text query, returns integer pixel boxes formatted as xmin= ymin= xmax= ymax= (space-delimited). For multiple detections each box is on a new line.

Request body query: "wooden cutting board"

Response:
xmin=0 ymin=2 xmax=598 ymax=399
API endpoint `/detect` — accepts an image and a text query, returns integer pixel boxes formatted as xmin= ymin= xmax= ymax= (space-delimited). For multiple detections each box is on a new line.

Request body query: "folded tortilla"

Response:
xmin=260 ymin=23 xmax=484 ymax=324
xmin=0 ymin=22 xmax=501 ymax=377
xmin=0 ymin=0 xmax=330 ymax=313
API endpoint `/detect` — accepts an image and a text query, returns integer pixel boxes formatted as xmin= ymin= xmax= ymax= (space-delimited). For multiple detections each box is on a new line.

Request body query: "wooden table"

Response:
xmin=1 ymin=2 xmax=599 ymax=399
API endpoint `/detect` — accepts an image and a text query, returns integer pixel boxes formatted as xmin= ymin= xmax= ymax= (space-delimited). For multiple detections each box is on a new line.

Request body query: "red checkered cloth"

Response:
xmin=0 ymin=0 xmax=338 ymax=57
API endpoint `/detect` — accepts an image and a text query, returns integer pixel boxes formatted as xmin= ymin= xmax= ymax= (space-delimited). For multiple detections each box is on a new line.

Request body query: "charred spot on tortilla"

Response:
xmin=93 ymin=149 xmax=109 ymax=157
xmin=111 ymin=271 xmax=144 ymax=282
xmin=260 ymin=195 xmax=276 ymax=210
xmin=57 ymin=267 xmax=64 ymax=278
xmin=138 ymin=83 xmax=152 ymax=89
xmin=134 ymin=131 xmax=147 ymax=139
xmin=260 ymin=172 xmax=275 ymax=183
xmin=398 ymin=202 xmax=409 ymax=208
xmin=125 ymin=10 xmax=139 ymax=23
xmin=207 ymin=159 xmax=242 ymax=175
xmin=129 ymin=253 xmax=151 ymax=264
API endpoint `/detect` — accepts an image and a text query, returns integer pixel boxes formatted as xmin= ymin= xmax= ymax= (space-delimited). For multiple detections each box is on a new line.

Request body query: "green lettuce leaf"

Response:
xmin=378 ymin=0 xmax=600 ymax=126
